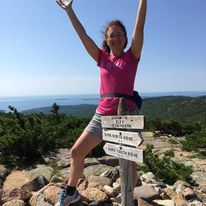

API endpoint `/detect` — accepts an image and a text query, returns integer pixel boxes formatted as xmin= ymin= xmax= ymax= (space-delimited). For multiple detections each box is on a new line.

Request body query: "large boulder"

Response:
xmin=27 ymin=165 xmax=53 ymax=182
xmin=43 ymin=185 xmax=61 ymax=205
xmin=83 ymin=164 xmax=115 ymax=178
xmin=3 ymin=171 xmax=30 ymax=192
xmin=82 ymin=188 xmax=108 ymax=203
xmin=133 ymin=185 xmax=160 ymax=201
xmin=21 ymin=175 xmax=49 ymax=192
xmin=2 ymin=199 xmax=25 ymax=206
xmin=29 ymin=192 xmax=52 ymax=206
xmin=87 ymin=175 xmax=112 ymax=188
xmin=98 ymin=156 xmax=119 ymax=167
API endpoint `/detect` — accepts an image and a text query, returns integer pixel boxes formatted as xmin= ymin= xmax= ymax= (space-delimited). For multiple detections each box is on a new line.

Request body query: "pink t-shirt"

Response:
xmin=97 ymin=48 xmax=139 ymax=115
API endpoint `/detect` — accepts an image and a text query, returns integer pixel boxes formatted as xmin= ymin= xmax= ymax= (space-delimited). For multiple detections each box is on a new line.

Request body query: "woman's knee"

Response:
xmin=70 ymin=146 xmax=85 ymax=160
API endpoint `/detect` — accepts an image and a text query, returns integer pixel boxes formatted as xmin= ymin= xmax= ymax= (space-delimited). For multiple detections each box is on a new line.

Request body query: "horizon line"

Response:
xmin=1 ymin=90 xmax=206 ymax=98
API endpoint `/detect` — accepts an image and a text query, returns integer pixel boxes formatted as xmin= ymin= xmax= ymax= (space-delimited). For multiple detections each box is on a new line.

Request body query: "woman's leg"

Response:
xmin=68 ymin=131 xmax=102 ymax=186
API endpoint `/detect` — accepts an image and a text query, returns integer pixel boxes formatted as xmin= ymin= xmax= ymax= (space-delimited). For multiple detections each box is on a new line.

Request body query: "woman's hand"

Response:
xmin=56 ymin=0 xmax=73 ymax=10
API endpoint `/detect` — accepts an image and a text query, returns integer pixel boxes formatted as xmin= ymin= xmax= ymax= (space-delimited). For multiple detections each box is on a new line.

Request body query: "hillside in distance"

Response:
xmin=141 ymin=95 xmax=206 ymax=125
xmin=23 ymin=104 xmax=97 ymax=118
xmin=23 ymin=96 xmax=206 ymax=125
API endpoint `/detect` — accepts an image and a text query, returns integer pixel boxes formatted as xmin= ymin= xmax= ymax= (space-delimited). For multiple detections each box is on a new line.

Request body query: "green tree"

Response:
xmin=0 ymin=106 xmax=89 ymax=167
xmin=161 ymin=120 xmax=182 ymax=136
xmin=181 ymin=129 xmax=206 ymax=154
xmin=50 ymin=102 xmax=61 ymax=124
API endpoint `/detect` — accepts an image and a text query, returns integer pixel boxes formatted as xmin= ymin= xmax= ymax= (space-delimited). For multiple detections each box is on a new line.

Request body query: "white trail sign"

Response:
xmin=103 ymin=129 xmax=143 ymax=146
xmin=102 ymin=115 xmax=144 ymax=129
xmin=103 ymin=142 xmax=143 ymax=163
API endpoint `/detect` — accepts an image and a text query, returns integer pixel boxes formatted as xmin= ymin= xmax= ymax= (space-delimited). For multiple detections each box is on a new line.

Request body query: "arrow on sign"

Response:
xmin=103 ymin=143 xmax=143 ymax=163
xmin=103 ymin=129 xmax=143 ymax=147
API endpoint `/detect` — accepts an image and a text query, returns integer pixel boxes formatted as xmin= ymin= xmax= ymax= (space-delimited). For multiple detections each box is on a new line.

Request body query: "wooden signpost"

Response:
xmin=102 ymin=98 xmax=144 ymax=206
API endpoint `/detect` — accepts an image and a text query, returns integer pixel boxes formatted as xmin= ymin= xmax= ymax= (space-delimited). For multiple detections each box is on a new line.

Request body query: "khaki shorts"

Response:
xmin=84 ymin=110 xmax=139 ymax=139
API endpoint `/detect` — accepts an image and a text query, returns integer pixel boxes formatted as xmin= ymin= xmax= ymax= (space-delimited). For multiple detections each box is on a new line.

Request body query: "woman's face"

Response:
xmin=106 ymin=25 xmax=127 ymax=55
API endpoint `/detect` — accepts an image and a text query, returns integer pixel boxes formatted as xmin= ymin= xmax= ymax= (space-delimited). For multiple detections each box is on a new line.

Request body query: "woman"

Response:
xmin=55 ymin=0 xmax=147 ymax=205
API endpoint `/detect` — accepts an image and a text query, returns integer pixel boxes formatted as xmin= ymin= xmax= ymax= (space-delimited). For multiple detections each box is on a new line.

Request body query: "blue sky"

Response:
xmin=0 ymin=0 xmax=206 ymax=96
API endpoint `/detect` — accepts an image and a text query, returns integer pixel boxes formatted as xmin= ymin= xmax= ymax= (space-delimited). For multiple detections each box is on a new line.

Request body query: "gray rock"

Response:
xmin=84 ymin=158 xmax=100 ymax=167
xmin=43 ymin=185 xmax=60 ymax=205
xmin=153 ymin=181 xmax=167 ymax=188
xmin=21 ymin=175 xmax=49 ymax=192
xmin=88 ymin=202 xmax=99 ymax=206
xmin=3 ymin=171 xmax=30 ymax=192
xmin=87 ymin=176 xmax=112 ymax=187
xmin=29 ymin=192 xmax=52 ymax=206
xmin=113 ymin=194 xmax=121 ymax=204
xmin=192 ymin=172 xmax=206 ymax=189
xmin=57 ymin=158 xmax=71 ymax=168
xmin=182 ymin=187 xmax=197 ymax=200
xmin=172 ymin=180 xmax=191 ymax=192
xmin=102 ymin=185 xmax=119 ymax=198
xmin=137 ymin=198 xmax=154 ymax=206
xmin=153 ymin=199 xmax=175 ymax=206
xmin=140 ymin=172 xmax=156 ymax=183
xmin=82 ymin=188 xmax=108 ymax=203
xmin=20 ymin=189 xmax=32 ymax=202
xmin=55 ymin=148 xmax=71 ymax=160
xmin=27 ymin=165 xmax=53 ymax=182
xmin=2 ymin=199 xmax=25 ymax=206
xmin=1 ymin=187 xmax=31 ymax=204
xmin=100 ymin=168 xmax=119 ymax=182
xmin=112 ymin=182 xmax=121 ymax=192
xmin=194 ymin=189 xmax=206 ymax=204
xmin=133 ymin=185 xmax=160 ymax=201
xmin=50 ymin=175 xmax=63 ymax=183
xmin=84 ymin=164 xmax=115 ymax=178
xmin=1 ymin=187 xmax=21 ymax=203
xmin=98 ymin=156 xmax=119 ymax=167
xmin=59 ymin=167 xmax=71 ymax=179
xmin=188 ymin=200 xmax=204 ymax=206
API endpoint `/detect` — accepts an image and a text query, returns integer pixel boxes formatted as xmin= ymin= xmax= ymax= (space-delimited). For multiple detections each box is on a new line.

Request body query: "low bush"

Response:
xmin=137 ymin=144 xmax=194 ymax=185
xmin=181 ymin=129 xmax=206 ymax=154
xmin=0 ymin=105 xmax=89 ymax=168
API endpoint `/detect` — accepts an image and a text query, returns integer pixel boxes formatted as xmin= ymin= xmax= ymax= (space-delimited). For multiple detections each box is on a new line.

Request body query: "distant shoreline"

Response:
xmin=1 ymin=92 xmax=206 ymax=112
xmin=1 ymin=91 xmax=206 ymax=98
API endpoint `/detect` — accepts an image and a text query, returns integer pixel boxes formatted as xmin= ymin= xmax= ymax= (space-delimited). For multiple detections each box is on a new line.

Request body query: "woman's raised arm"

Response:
xmin=56 ymin=0 xmax=99 ymax=62
xmin=131 ymin=0 xmax=147 ymax=60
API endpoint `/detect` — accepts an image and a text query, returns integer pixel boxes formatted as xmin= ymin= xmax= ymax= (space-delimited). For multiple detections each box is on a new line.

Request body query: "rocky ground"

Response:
xmin=0 ymin=132 xmax=206 ymax=206
xmin=142 ymin=132 xmax=206 ymax=189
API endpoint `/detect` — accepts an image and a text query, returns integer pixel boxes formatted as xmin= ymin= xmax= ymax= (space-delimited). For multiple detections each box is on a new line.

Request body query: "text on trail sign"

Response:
xmin=103 ymin=129 xmax=143 ymax=146
xmin=103 ymin=143 xmax=143 ymax=163
xmin=101 ymin=115 xmax=144 ymax=129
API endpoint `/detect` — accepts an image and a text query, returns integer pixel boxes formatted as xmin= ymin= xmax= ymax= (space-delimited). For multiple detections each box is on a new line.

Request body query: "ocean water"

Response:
xmin=0 ymin=94 xmax=99 ymax=112
xmin=1 ymin=91 xmax=206 ymax=112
